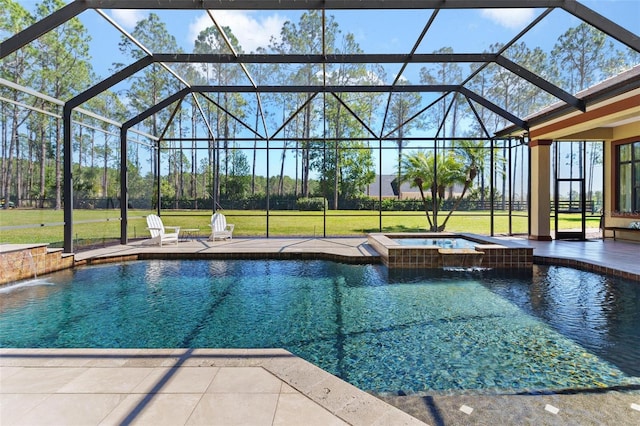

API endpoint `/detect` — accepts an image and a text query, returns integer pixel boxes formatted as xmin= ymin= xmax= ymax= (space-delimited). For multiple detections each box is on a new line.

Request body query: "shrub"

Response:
xmin=297 ymin=197 xmax=328 ymax=211
xmin=338 ymin=195 xmax=378 ymax=210
xmin=380 ymin=198 xmax=426 ymax=211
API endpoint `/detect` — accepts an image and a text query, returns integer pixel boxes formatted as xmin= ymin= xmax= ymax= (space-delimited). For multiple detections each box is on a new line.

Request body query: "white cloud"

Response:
xmin=480 ymin=9 xmax=535 ymax=30
xmin=110 ymin=9 xmax=147 ymax=30
xmin=394 ymin=74 xmax=409 ymax=84
xmin=188 ymin=11 xmax=285 ymax=53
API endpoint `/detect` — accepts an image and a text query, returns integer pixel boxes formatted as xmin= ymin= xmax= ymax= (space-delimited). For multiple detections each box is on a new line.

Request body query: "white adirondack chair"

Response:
xmin=146 ymin=214 xmax=180 ymax=246
xmin=208 ymin=212 xmax=234 ymax=240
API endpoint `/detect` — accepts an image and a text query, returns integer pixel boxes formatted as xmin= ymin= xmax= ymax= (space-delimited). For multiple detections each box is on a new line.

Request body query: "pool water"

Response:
xmin=394 ymin=237 xmax=477 ymax=249
xmin=1 ymin=260 xmax=639 ymax=395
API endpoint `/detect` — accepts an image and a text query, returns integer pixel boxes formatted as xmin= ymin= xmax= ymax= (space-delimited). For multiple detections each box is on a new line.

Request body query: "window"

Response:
xmin=616 ymin=140 xmax=640 ymax=214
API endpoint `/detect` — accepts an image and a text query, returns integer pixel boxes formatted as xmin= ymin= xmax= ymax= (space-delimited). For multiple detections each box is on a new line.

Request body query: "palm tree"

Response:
xmin=400 ymin=150 xmax=476 ymax=231
xmin=400 ymin=151 xmax=435 ymax=230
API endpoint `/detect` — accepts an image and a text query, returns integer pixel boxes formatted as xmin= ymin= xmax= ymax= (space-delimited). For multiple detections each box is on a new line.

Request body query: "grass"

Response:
xmin=0 ymin=208 xmax=601 ymax=247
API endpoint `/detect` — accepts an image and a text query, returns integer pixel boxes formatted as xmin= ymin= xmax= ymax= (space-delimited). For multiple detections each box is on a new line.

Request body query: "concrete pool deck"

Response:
xmin=2 ymin=236 xmax=640 ymax=425
xmin=70 ymin=234 xmax=640 ymax=280
xmin=2 ymin=348 xmax=639 ymax=425
xmin=1 ymin=348 xmax=423 ymax=426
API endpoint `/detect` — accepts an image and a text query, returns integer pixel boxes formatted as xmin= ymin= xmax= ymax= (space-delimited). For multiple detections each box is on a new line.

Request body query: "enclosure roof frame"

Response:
xmin=3 ymin=0 xmax=639 ymax=59
xmin=3 ymin=0 xmax=639 ymax=252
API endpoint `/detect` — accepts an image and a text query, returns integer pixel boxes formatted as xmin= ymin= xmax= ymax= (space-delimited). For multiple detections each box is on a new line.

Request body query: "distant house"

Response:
xmin=366 ymin=175 xmax=463 ymax=200
xmin=366 ymin=175 xmax=410 ymax=198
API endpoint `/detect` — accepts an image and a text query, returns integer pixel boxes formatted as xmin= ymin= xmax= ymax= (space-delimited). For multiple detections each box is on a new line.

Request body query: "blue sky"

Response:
xmin=8 ymin=1 xmax=637 ymax=183
xmin=13 ymin=0 xmax=640 ymax=82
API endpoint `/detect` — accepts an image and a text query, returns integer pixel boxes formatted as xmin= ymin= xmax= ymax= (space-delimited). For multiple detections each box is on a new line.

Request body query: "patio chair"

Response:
xmin=146 ymin=214 xmax=180 ymax=246
xmin=208 ymin=212 xmax=234 ymax=241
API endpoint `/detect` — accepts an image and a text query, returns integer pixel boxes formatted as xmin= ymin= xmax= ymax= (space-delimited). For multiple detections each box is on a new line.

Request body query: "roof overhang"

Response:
xmin=497 ymin=65 xmax=640 ymax=141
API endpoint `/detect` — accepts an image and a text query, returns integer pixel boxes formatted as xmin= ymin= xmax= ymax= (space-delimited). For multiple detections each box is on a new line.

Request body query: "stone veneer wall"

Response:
xmin=0 ymin=245 xmax=74 ymax=285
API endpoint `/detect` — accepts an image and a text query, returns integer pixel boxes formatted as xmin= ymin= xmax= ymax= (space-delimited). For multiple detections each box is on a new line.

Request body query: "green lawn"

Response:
xmin=0 ymin=208 xmax=600 ymax=247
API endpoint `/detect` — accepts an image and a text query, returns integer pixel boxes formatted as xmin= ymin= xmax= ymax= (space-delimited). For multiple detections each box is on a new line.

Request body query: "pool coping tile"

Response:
xmin=0 ymin=348 xmax=426 ymax=426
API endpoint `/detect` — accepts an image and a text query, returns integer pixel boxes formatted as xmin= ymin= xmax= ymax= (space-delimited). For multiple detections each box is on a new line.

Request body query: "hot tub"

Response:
xmin=367 ymin=232 xmax=533 ymax=270
xmin=394 ymin=237 xmax=476 ymax=249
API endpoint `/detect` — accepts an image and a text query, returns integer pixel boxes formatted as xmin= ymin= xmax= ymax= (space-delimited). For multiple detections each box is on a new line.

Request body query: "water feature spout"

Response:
xmin=439 ymin=248 xmax=485 ymax=270
xmin=22 ymin=251 xmax=37 ymax=279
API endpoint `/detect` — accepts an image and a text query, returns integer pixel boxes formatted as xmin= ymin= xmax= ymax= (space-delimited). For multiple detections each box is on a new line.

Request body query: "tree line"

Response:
xmin=1 ymin=0 xmax=637 ymax=210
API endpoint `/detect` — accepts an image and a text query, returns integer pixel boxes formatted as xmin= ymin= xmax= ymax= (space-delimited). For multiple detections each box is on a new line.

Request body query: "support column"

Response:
xmin=529 ymin=139 xmax=552 ymax=241
xmin=63 ymin=106 xmax=73 ymax=253
xmin=120 ymin=127 xmax=128 ymax=245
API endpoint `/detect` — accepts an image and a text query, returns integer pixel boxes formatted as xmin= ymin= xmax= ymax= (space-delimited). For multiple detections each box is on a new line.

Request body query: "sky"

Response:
xmin=7 ymin=1 xmax=638 ymax=183
xmin=12 ymin=0 xmax=640 ymax=83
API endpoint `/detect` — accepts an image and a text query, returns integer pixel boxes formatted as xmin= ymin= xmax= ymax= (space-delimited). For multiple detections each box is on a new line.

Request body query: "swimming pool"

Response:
xmin=1 ymin=260 xmax=639 ymax=395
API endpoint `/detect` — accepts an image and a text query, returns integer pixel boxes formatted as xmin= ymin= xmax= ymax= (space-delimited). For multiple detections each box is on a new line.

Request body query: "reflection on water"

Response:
xmin=1 ymin=260 xmax=638 ymax=394
xmin=0 ymin=270 xmax=73 ymax=314
xmin=485 ymin=265 xmax=640 ymax=376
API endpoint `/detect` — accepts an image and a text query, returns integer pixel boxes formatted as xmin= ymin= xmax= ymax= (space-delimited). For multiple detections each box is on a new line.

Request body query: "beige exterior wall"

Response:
xmin=605 ymin=123 xmax=640 ymax=228
xmin=526 ymin=90 xmax=639 ymax=241
xmin=603 ymin=123 xmax=640 ymax=241
xmin=611 ymin=122 xmax=640 ymax=141
xmin=529 ymin=141 xmax=552 ymax=240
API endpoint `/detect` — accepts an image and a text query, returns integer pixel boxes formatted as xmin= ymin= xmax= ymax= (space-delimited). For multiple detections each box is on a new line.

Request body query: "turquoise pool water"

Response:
xmin=394 ymin=237 xmax=477 ymax=249
xmin=1 ymin=260 xmax=639 ymax=395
